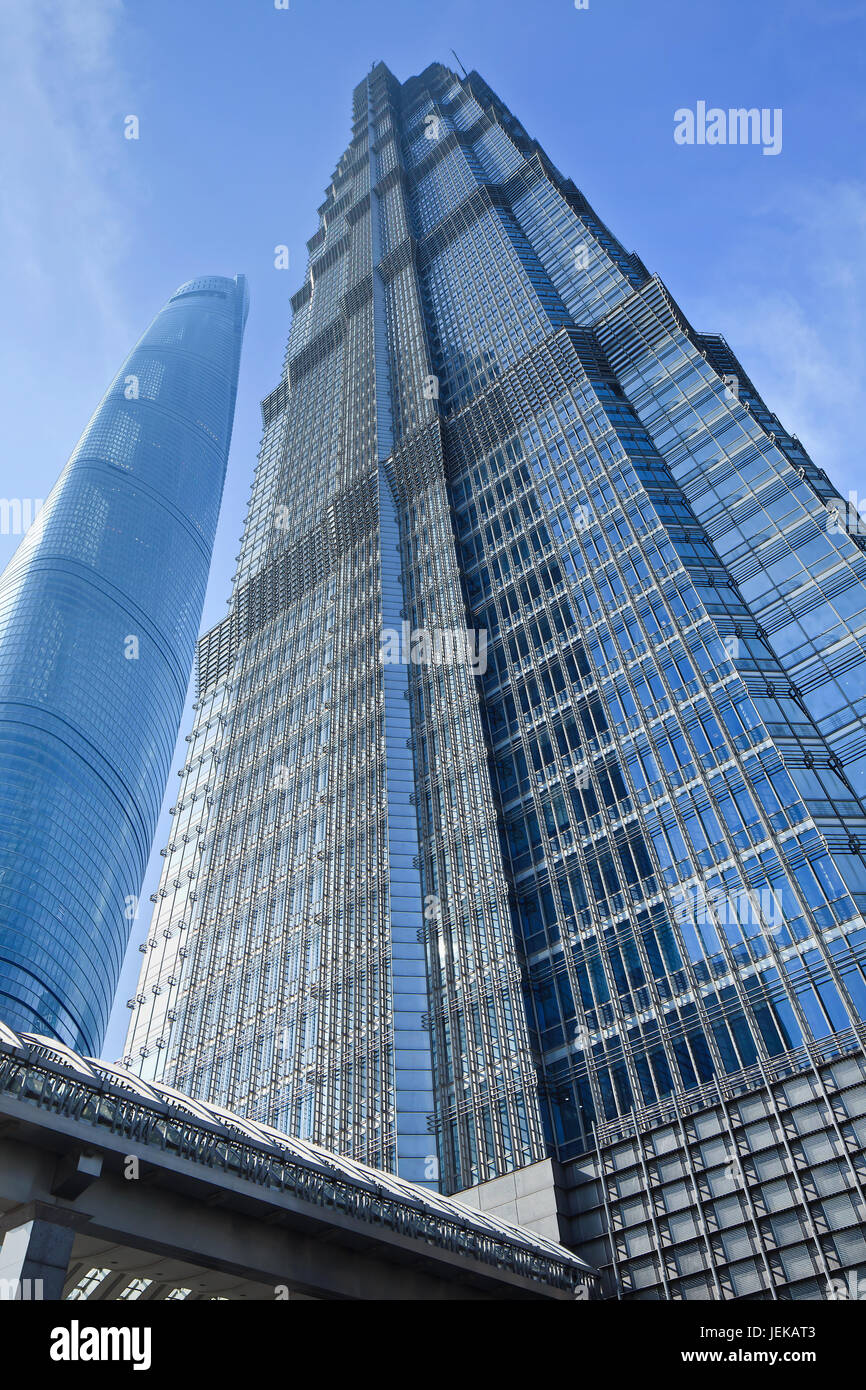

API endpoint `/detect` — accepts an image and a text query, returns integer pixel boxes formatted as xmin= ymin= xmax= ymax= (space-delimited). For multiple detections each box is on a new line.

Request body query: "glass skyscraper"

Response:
xmin=0 ymin=275 xmax=248 ymax=1055
xmin=126 ymin=63 xmax=866 ymax=1297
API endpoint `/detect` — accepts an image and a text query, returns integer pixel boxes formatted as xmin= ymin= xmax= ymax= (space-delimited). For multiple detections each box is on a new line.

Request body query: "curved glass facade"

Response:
xmin=0 ymin=275 xmax=248 ymax=1054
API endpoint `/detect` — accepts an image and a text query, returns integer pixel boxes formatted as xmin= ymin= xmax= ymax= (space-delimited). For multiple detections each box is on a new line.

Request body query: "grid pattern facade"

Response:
xmin=126 ymin=62 xmax=866 ymax=1292
xmin=0 ymin=276 xmax=247 ymax=1054
xmin=568 ymin=1033 xmax=866 ymax=1300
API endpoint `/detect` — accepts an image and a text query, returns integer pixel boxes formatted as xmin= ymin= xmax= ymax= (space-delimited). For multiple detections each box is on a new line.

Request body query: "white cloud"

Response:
xmin=690 ymin=180 xmax=866 ymax=496
xmin=0 ymin=0 xmax=133 ymax=353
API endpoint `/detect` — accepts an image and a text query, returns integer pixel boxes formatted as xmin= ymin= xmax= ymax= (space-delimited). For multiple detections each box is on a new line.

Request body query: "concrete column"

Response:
xmin=455 ymin=1157 xmax=568 ymax=1245
xmin=0 ymin=1214 xmax=75 ymax=1300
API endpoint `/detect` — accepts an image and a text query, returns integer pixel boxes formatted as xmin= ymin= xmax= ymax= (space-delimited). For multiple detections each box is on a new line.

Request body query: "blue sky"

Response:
xmin=0 ymin=0 xmax=863 ymax=1059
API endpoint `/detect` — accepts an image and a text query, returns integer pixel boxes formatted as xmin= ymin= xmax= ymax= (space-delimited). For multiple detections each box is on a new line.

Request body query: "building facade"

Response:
xmin=126 ymin=64 xmax=866 ymax=1296
xmin=0 ymin=275 xmax=248 ymax=1054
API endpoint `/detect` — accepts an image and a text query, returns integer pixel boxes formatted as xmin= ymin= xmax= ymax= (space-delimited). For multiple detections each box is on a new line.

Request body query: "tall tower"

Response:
xmin=127 ymin=64 xmax=866 ymax=1297
xmin=0 ymin=275 xmax=248 ymax=1054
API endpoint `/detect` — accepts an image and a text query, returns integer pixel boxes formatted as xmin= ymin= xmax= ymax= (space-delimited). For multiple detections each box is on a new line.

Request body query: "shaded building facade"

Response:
xmin=126 ymin=65 xmax=866 ymax=1296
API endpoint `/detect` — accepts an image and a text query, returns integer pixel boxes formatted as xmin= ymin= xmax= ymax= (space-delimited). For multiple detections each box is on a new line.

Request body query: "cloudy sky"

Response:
xmin=0 ymin=0 xmax=863 ymax=1058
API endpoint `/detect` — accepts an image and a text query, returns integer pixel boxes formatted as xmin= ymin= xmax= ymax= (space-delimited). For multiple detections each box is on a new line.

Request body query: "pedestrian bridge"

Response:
xmin=0 ymin=1021 xmax=595 ymax=1301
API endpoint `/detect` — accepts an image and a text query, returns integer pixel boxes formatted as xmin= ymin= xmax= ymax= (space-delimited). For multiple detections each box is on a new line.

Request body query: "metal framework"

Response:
xmin=0 ymin=1021 xmax=593 ymax=1296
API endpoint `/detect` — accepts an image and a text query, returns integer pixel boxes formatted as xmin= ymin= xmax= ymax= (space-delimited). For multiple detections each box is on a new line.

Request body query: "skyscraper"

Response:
xmin=127 ymin=63 xmax=866 ymax=1297
xmin=0 ymin=275 xmax=248 ymax=1055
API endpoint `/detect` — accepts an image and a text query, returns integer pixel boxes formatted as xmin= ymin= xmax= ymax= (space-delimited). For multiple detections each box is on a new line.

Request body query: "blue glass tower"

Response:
xmin=0 ymin=275 xmax=248 ymax=1054
xmin=127 ymin=63 xmax=866 ymax=1298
